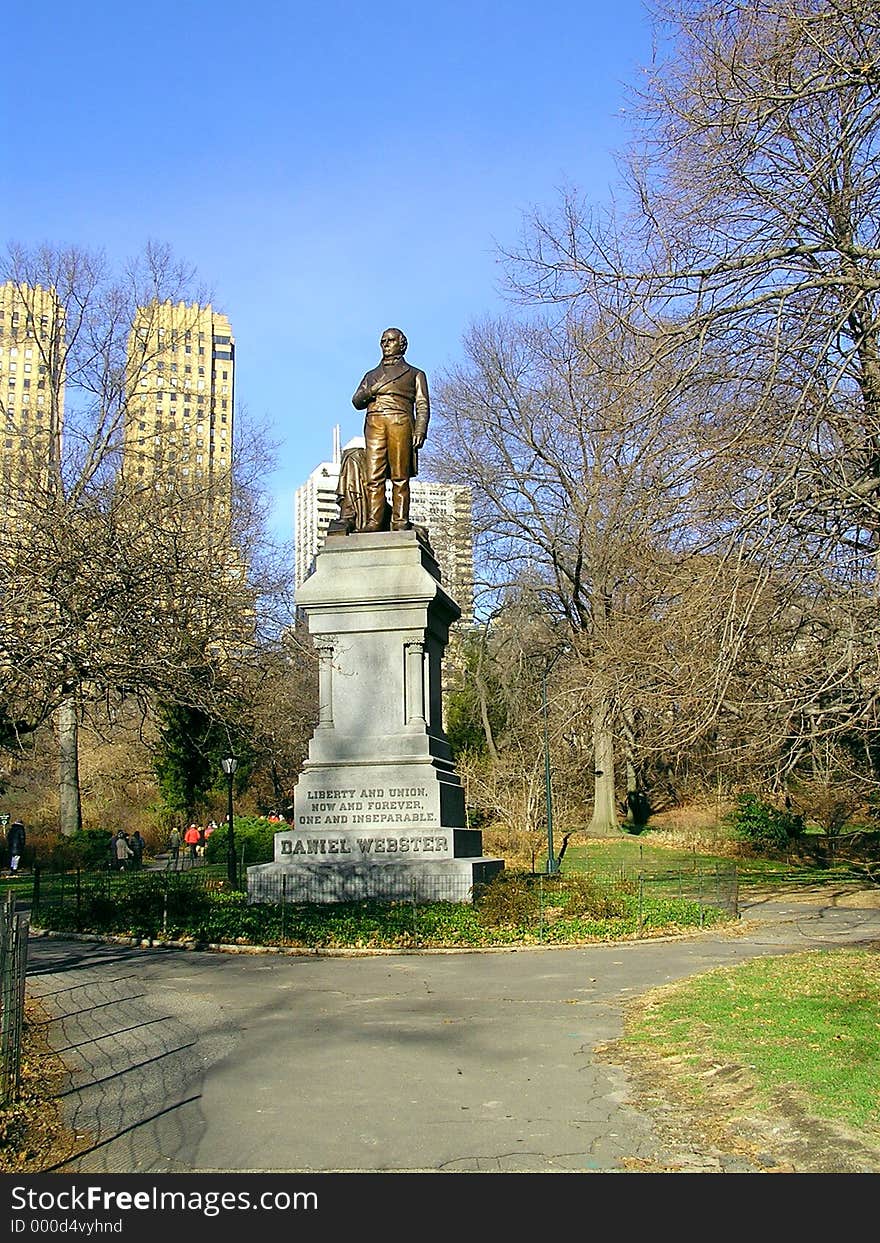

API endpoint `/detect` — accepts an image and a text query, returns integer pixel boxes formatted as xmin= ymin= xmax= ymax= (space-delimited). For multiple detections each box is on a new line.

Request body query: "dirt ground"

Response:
xmin=604 ymin=1032 xmax=880 ymax=1174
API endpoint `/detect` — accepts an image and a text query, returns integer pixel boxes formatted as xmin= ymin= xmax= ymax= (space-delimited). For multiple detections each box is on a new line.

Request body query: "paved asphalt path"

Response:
xmin=23 ymin=892 xmax=880 ymax=1175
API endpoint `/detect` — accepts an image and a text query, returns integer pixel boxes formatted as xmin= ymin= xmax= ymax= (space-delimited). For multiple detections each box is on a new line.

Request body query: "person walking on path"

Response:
xmin=7 ymin=819 xmax=25 ymax=871
xmin=168 ymin=826 xmax=182 ymax=868
xmin=129 ymin=830 xmax=145 ymax=870
xmin=184 ymin=824 xmax=200 ymax=863
xmin=113 ymin=830 xmax=132 ymax=872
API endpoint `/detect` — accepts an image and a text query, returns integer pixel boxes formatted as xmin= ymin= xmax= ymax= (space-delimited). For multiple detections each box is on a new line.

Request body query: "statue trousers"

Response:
xmin=364 ymin=410 xmax=414 ymax=529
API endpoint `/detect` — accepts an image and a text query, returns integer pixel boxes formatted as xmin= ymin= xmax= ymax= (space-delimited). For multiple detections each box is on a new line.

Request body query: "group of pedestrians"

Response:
xmin=109 ymin=828 xmax=146 ymax=871
xmin=166 ymin=821 xmax=217 ymax=867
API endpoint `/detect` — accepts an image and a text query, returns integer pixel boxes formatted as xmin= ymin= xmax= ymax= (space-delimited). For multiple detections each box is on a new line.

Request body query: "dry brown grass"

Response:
xmin=643 ymin=804 xmax=740 ymax=855
xmin=481 ymin=823 xmax=550 ymax=870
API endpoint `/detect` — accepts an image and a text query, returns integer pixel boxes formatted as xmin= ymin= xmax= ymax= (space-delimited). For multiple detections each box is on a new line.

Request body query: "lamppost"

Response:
xmin=221 ymin=755 xmax=238 ymax=888
xmin=541 ymin=648 xmax=568 ymax=875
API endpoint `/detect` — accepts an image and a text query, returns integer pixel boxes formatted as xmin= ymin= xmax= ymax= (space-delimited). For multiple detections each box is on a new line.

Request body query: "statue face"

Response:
xmin=380 ymin=329 xmax=406 ymax=359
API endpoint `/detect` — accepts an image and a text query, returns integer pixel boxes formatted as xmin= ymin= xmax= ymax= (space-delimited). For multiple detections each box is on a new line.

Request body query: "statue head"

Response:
xmin=380 ymin=327 xmax=407 ymax=359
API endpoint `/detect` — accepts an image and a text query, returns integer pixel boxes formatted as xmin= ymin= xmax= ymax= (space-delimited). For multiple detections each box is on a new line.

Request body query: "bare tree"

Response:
xmin=0 ymin=243 xmax=299 ymax=834
xmin=468 ymin=0 xmax=880 ymax=824
xmin=429 ymin=308 xmax=740 ymax=832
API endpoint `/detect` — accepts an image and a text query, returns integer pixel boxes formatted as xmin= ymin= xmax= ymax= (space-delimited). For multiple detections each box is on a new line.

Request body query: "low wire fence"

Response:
xmin=0 ymin=888 xmax=30 ymax=1104
xmin=30 ymin=864 xmax=231 ymax=934
xmin=25 ymin=853 xmax=739 ymax=942
xmin=578 ymin=857 xmax=740 ymax=920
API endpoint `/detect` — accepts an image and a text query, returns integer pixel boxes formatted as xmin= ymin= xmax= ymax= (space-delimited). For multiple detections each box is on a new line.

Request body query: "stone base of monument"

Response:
xmin=247 ymin=528 xmax=504 ymax=906
xmin=248 ymin=856 xmax=503 ymax=905
xmin=248 ymin=825 xmax=503 ymax=905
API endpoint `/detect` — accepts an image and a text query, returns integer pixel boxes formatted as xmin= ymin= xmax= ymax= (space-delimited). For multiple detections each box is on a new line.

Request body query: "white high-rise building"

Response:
xmin=294 ymin=427 xmax=474 ymax=624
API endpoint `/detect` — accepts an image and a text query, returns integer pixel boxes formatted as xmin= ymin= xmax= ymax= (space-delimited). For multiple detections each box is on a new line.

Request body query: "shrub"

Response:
xmin=724 ymin=794 xmax=804 ymax=852
xmin=473 ymin=871 xmax=543 ymax=925
xmin=39 ymin=828 xmax=114 ymax=872
xmin=204 ymin=816 xmax=277 ymax=866
xmin=554 ymin=871 xmax=633 ymax=919
xmin=473 ymin=869 xmax=636 ymax=926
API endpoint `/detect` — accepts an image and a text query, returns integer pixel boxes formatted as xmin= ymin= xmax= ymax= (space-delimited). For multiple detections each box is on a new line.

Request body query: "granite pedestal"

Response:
xmin=248 ymin=529 xmax=504 ymax=904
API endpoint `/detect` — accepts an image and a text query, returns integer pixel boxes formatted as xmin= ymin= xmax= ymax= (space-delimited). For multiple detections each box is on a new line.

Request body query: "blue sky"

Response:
xmin=2 ymin=0 xmax=655 ymax=543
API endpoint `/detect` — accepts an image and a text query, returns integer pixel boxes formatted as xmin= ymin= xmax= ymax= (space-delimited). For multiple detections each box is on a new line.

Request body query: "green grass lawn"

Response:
xmin=615 ymin=949 xmax=880 ymax=1144
xmin=562 ymin=834 xmax=870 ymax=888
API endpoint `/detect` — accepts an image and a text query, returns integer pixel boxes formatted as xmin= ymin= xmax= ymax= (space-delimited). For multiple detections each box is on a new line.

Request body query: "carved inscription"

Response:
xmin=281 ymin=836 xmax=448 ymax=856
xmin=297 ymin=786 xmax=436 ymax=827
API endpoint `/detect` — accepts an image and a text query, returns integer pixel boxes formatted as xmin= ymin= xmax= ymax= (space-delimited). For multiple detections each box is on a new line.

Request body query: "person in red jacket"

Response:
xmin=184 ymin=824 xmax=200 ymax=861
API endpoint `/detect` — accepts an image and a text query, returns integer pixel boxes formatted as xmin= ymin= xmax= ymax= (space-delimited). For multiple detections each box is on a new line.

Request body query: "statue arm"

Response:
xmin=352 ymin=373 xmax=373 ymax=410
xmin=413 ymin=369 xmax=430 ymax=448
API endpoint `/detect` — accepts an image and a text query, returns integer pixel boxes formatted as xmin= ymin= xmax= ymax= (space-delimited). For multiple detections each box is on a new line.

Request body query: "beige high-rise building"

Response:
xmin=0 ymin=281 xmax=64 ymax=511
xmin=123 ymin=301 xmax=234 ymax=493
xmin=294 ymin=427 xmax=475 ymax=625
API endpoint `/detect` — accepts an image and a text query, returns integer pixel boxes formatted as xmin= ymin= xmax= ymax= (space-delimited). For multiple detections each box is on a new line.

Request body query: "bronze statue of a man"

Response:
xmin=352 ymin=327 xmax=429 ymax=531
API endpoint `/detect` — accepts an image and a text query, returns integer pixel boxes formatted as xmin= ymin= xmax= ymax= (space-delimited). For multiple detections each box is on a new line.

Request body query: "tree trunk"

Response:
xmin=57 ymin=695 xmax=82 ymax=837
xmin=622 ymin=709 xmax=650 ymax=829
xmin=589 ymin=686 xmax=619 ymax=837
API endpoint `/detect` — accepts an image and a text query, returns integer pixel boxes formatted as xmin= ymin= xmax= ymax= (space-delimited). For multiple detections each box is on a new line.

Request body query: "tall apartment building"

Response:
xmin=123 ymin=301 xmax=234 ymax=493
xmin=0 ymin=281 xmax=64 ymax=508
xmin=294 ymin=427 xmax=475 ymax=624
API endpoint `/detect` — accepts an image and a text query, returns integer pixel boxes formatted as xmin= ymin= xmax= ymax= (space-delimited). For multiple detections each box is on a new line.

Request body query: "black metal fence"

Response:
xmin=0 ymin=888 xmax=30 ymax=1104
xmin=23 ymin=856 xmax=740 ymax=954
xmin=29 ymin=856 xmax=740 ymax=916
xmin=31 ymin=864 xmax=229 ymax=933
